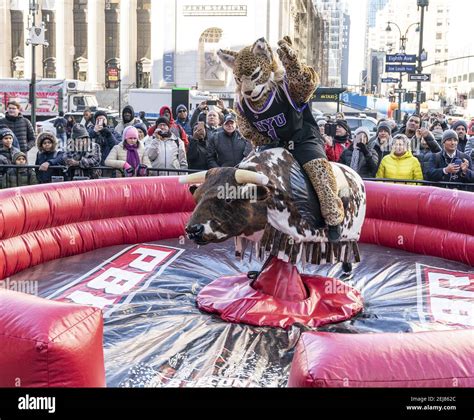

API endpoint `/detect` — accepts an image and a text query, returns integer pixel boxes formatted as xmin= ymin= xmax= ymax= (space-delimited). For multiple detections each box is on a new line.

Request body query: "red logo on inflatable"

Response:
xmin=416 ymin=264 xmax=474 ymax=327
xmin=50 ymin=244 xmax=182 ymax=318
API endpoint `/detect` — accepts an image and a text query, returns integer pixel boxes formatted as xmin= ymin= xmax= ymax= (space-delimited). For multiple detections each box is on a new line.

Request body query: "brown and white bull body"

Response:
xmin=180 ymin=147 xmax=366 ymax=265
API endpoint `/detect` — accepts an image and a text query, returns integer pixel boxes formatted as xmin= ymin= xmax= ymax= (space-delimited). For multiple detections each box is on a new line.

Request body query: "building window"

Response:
xmin=10 ymin=10 xmax=24 ymax=59
xmin=42 ymin=10 xmax=56 ymax=78
xmin=469 ymin=73 xmax=474 ymax=83
xmin=436 ymin=33 xmax=442 ymax=40
xmin=136 ymin=0 xmax=151 ymax=87
xmin=73 ymin=0 xmax=88 ymax=59
xmin=105 ymin=1 xmax=120 ymax=61
xmin=463 ymin=74 xmax=468 ymax=81
xmin=199 ymin=28 xmax=225 ymax=86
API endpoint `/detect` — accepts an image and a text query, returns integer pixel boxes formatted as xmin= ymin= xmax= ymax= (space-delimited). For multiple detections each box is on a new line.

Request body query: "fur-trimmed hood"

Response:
xmin=36 ymin=132 xmax=58 ymax=152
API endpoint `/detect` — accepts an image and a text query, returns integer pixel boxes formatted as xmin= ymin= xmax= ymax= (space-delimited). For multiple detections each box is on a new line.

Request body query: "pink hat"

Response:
xmin=123 ymin=126 xmax=139 ymax=141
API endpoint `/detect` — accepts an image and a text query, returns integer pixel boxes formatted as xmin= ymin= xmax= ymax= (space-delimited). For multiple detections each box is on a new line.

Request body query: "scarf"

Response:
xmin=350 ymin=144 xmax=360 ymax=171
xmin=124 ymin=142 xmax=140 ymax=169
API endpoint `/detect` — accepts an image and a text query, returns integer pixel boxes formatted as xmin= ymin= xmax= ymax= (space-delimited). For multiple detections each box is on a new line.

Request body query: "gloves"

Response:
xmin=357 ymin=142 xmax=369 ymax=155
xmin=123 ymin=162 xmax=135 ymax=176
xmin=137 ymin=164 xmax=148 ymax=177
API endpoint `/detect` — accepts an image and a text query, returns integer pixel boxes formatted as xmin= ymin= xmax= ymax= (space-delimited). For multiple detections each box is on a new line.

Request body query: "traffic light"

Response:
xmin=405 ymin=92 xmax=414 ymax=103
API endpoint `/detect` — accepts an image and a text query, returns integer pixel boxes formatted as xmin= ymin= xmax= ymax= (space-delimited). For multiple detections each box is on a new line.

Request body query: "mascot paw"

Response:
xmin=277 ymin=37 xmax=297 ymax=61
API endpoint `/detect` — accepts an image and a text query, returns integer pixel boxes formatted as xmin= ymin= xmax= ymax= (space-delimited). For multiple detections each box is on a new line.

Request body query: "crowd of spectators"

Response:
xmin=1 ymin=98 xmax=474 ymax=191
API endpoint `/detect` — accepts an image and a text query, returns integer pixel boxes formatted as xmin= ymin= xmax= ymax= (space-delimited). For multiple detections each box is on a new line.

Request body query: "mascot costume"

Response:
xmin=217 ymin=36 xmax=344 ymax=241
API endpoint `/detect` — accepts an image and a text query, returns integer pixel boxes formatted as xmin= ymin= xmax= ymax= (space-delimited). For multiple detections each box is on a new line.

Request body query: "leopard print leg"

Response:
xmin=303 ymin=158 xmax=344 ymax=226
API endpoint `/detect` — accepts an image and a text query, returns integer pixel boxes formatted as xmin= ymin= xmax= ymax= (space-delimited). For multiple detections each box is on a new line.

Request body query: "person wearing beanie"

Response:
xmin=370 ymin=121 xmax=393 ymax=171
xmin=144 ymin=116 xmax=188 ymax=175
xmin=89 ymin=112 xmax=119 ymax=166
xmin=105 ymin=125 xmax=150 ymax=177
xmin=0 ymin=125 xmax=20 ymax=150
xmin=324 ymin=119 xmax=350 ymax=162
xmin=339 ymin=126 xmax=379 ymax=178
xmin=316 ymin=117 xmax=327 ymax=137
xmin=426 ymin=128 xmax=474 ymax=184
xmin=134 ymin=122 xmax=148 ymax=141
xmin=35 ymin=132 xmax=64 ymax=183
xmin=175 ymin=104 xmax=192 ymax=137
xmin=59 ymin=123 xmax=101 ymax=180
xmin=376 ymin=134 xmax=423 ymax=183
xmin=451 ymin=120 xmax=469 ymax=153
xmin=0 ymin=127 xmax=21 ymax=169
xmin=1 ymin=151 xmax=38 ymax=189
xmin=147 ymin=106 xmax=189 ymax=148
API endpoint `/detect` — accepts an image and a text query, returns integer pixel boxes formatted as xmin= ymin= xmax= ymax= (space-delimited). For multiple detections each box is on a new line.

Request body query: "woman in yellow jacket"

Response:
xmin=376 ymin=134 xmax=423 ymax=182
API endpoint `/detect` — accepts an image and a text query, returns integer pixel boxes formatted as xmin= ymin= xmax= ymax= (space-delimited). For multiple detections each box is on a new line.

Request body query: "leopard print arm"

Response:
xmin=277 ymin=36 xmax=319 ymax=105
xmin=236 ymin=107 xmax=272 ymax=147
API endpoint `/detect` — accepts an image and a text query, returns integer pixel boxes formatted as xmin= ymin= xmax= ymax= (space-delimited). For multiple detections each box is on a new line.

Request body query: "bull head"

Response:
xmin=179 ymin=168 xmax=270 ymax=244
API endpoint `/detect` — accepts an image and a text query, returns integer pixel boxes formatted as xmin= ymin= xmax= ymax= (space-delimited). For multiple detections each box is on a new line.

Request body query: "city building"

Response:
xmin=0 ymin=0 xmax=326 ymax=108
xmin=313 ymin=0 xmax=348 ymax=87
xmin=365 ymin=0 xmax=450 ymax=104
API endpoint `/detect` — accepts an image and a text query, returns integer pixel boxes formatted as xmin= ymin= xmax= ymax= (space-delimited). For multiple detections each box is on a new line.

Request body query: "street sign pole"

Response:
xmin=416 ymin=0 xmax=428 ymax=114
xmin=398 ymin=74 xmax=403 ymax=124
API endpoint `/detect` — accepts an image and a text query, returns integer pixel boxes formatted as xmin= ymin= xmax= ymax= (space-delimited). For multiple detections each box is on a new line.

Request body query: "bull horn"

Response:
xmin=235 ymin=169 xmax=269 ymax=186
xmin=178 ymin=171 xmax=208 ymax=184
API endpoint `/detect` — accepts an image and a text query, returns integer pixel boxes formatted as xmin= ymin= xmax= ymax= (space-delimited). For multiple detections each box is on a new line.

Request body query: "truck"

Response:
xmin=127 ymin=88 xmax=220 ymax=120
xmin=0 ymin=78 xmax=100 ymax=120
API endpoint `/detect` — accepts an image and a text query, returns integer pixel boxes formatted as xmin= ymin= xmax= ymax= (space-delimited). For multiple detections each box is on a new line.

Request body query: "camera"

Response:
xmin=324 ymin=122 xmax=337 ymax=138
xmin=207 ymin=100 xmax=217 ymax=106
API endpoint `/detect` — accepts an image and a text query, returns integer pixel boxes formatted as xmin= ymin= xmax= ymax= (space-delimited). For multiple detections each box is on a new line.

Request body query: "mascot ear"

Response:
xmin=217 ymin=49 xmax=238 ymax=70
xmin=252 ymin=37 xmax=272 ymax=61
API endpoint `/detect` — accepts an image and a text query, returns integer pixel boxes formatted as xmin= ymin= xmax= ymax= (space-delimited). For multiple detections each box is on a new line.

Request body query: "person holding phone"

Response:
xmin=339 ymin=127 xmax=379 ymax=178
xmin=426 ymin=129 xmax=474 ymax=185
xmin=89 ymin=110 xmax=119 ymax=166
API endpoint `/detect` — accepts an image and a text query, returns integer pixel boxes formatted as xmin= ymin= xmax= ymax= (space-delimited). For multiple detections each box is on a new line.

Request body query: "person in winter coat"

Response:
xmin=370 ymin=121 xmax=393 ymax=170
xmin=324 ymin=119 xmax=351 ymax=162
xmin=376 ymin=134 xmax=423 ymax=182
xmin=105 ymin=126 xmax=151 ymax=177
xmin=88 ymin=110 xmax=119 ymax=166
xmin=114 ymin=105 xmax=138 ymax=136
xmin=426 ymin=129 xmax=474 ymax=185
xmin=34 ymin=132 xmax=65 ymax=183
xmin=145 ymin=117 xmax=188 ymax=175
xmin=0 ymin=128 xmax=21 ymax=168
xmin=138 ymin=111 xmax=151 ymax=128
xmin=59 ymin=124 xmax=101 ymax=180
xmin=1 ymin=151 xmax=38 ymax=189
xmin=207 ymin=114 xmax=252 ymax=168
xmin=53 ymin=111 xmax=68 ymax=149
xmin=0 ymin=100 xmax=35 ymax=152
xmin=175 ymin=104 xmax=193 ymax=137
xmin=147 ymin=106 xmax=189 ymax=148
xmin=187 ymin=121 xmax=209 ymax=170
xmin=339 ymin=127 xmax=379 ymax=178
xmin=134 ymin=122 xmax=148 ymax=142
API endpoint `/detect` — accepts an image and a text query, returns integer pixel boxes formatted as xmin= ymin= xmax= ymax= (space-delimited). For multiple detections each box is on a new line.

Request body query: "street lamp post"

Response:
xmin=416 ymin=0 xmax=429 ymax=114
xmin=386 ymin=21 xmax=420 ymax=123
xmin=28 ymin=0 xmax=38 ymax=130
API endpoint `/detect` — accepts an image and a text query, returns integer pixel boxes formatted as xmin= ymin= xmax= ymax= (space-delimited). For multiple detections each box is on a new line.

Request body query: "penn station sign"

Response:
xmin=183 ymin=4 xmax=247 ymax=16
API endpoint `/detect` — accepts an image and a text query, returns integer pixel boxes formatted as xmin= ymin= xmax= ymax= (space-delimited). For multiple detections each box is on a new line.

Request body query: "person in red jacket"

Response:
xmin=324 ymin=119 xmax=351 ymax=162
xmin=147 ymin=106 xmax=189 ymax=148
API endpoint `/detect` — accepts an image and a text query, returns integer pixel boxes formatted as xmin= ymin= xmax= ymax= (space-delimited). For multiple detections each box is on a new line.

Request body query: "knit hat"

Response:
xmin=0 ymin=127 xmax=14 ymax=140
xmin=176 ymin=104 xmax=187 ymax=114
xmin=155 ymin=117 xmax=170 ymax=127
xmin=377 ymin=121 xmax=392 ymax=135
xmin=134 ymin=122 xmax=148 ymax=137
xmin=335 ymin=119 xmax=351 ymax=135
xmin=94 ymin=110 xmax=108 ymax=122
xmin=354 ymin=126 xmax=371 ymax=140
xmin=123 ymin=126 xmax=139 ymax=141
xmin=12 ymin=151 xmax=27 ymax=163
xmin=71 ymin=123 xmax=89 ymax=140
xmin=442 ymin=129 xmax=458 ymax=143
xmin=451 ymin=120 xmax=468 ymax=131
xmin=316 ymin=117 xmax=327 ymax=127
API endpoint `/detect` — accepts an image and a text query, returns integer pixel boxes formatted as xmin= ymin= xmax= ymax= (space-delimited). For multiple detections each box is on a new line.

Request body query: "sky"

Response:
xmin=347 ymin=0 xmax=368 ymax=86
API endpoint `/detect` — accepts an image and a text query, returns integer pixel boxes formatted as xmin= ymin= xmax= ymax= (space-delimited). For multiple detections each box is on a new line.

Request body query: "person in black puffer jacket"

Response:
xmin=187 ymin=122 xmax=209 ymax=170
xmin=0 ymin=100 xmax=35 ymax=152
xmin=88 ymin=110 xmax=120 ymax=166
xmin=35 ymin=132 xmax=65 ymax=183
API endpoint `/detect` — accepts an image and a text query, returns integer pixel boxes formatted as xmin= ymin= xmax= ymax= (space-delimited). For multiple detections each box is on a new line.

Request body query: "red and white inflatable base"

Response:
xmin=197 ymin=257 xmax=363 ymax=328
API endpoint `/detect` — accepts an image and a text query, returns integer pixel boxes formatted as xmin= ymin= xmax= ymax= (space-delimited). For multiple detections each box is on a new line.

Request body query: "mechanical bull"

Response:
xmin=179 ymin=147 xmax=366 ymax=328
xmin=180 ymin=147 xmax=366 ymax=268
